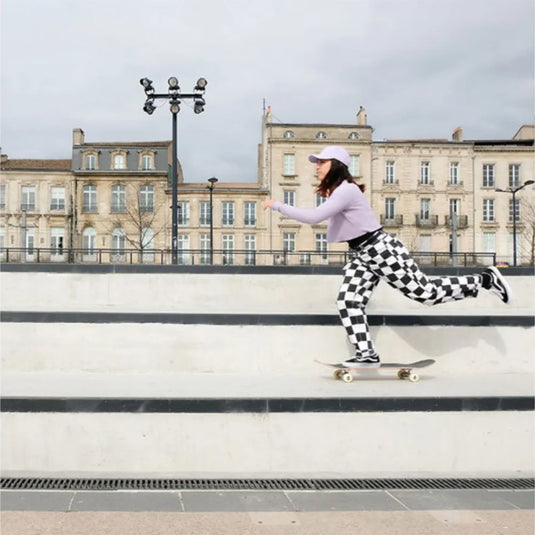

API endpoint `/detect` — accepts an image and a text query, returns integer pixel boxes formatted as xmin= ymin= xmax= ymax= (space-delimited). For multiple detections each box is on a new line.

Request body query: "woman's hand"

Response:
xmin=263 ymin=199 xmax=275 ymax=210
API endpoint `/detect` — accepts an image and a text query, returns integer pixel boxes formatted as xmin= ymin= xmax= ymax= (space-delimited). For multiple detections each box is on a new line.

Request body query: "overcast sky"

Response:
xmin=1 ymin=0 xmax=533 ymax=182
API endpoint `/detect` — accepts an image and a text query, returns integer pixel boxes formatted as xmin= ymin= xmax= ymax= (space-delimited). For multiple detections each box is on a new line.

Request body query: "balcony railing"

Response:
xmin=380 ymin=215 xmax=404 ymax=227
xmin=415 ymin=214 xmax=439 ymax=228
xmin=0 ymin=247 xmax=496 ymax=267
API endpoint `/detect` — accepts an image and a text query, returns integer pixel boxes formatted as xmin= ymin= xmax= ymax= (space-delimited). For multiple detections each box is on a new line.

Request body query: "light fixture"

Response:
xmin=168 ymin=77 xmax=179 ymax=89
xmin=170 ymin=100 xmax=180 ymax=114
xmin=143 ymin=100 xmax=156 ymax=115
xmin=140 ymin=78 xmax=153 ymax=89
xmin=208 ymin=177 xmax=218 ymax=186
xmin=195 ymin=78 xmax=208 ymax=91
xmin=193 ymin=98 xmax=205 ymax=114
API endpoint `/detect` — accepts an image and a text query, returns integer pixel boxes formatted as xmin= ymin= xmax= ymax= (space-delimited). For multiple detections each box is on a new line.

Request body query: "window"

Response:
xmin=450 ymin=199 xmax=460 ymax=217
xmin=82 ymin=227 xmax=97 ymax=260
xmin=222 ymin=234 xmax=234 ymax=265
xmin=315 ymin=233 xmax=328 ymax=261
xmin=85 ymin=154 xmax=96 ymax=170
xmin=244 ymin=202 xmax=256 ymax=227
xmin=283 ymin=130 xmax=295 ymax=139
xmin=315 ymin=193 xmax=327 ymax=207
xmin=509 ymin=199 xmax=520 ymax=222
xmin=385 ymin=161 xmax=395 ymax=184
xmin=50 ymin=187 xmax=65 ymax=210
xmin=50 ymin=228 xmax=65 ymax=260
xmin=178 ymin=201 xmax=190 ymax=226
xmin=21 ymin=186 xmax=36 ymax=211
xmin=420 ymin=199 xmax=431 ymax=220
xmin=139 ymin=185 xmax=154 ymax=213
xmin=349 ymin=155 xmax=360 ymax=177
xmin=141 ymin=154 xmax=153 ymax=170
xmin=200 ymin=202 xmax=210 ymax=226
xmin=140 ymin=227 xmax=154 ymax=263
xmin=0 ymin=184 xmax=6 ymax=209
xmin=200 ymin=234 xmax=210 ymax=265
xmin=0 ymin=227 xmax=5 ymax=259
xmin=348 ymin=132 xmax=359 ymax=140
xmin=112 ymin=228 xmax=126 ymax=260
xmin=385 ymin=198 xmax=396 ymax=220
xmin=177 ymin=234 xmax=190 ymax=265
xmin=316 ymin=131 xmax=327 ymax=139
xmin=483 ymin=233 xmax=496 ymax=254
xmin=113 ymin=154 xmax=126 ymax=170
xmin=449 ymin=162 xmax=459 ymax=185
xmin=483 ymin=199 xmax=495 ymax=222
xmin=111 ymin=185 xmax=126 ymax=213
xmin=244 ymin=234 xmax=256 ymax=265
xmin=483 ymin=164 xmax=495 ymax=188
xmin=222 ymin=202 xmax=234 ymax=226
xmin=25 ymin=228 xmax=35 ymax=260
xmin=509 ymin=164 xmax=520 ymax=188
xmin=283 ymin=154 xmax=295 ymax=176
xmin=420 ymin=162 xmax=430 ymax=185
xmin=420 ymin=234 xmax=431 ymax=253
xmin=283 ymin=232 xmax=296 ymax=252
xmin=83 ymin=185 xmax=97 ymax=213
xmin=283 ymin=190 xmax=295 ymax=206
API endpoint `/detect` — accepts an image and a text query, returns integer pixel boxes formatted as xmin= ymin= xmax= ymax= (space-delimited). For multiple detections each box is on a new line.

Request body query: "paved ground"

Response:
xmin=1 ymin=489 xmax=533 ymax=535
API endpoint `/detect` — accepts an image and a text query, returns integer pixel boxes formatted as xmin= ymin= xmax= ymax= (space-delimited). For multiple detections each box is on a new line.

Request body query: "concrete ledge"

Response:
xmin=1 ymin=311 xmax=533 ymax=326
xmin=1 ymin=396 xmax=533 ymax=413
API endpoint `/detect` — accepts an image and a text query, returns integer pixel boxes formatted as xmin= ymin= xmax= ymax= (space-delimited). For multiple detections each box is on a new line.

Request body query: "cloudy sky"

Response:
xmin=1 ymin=0 xmax=533 ymax=182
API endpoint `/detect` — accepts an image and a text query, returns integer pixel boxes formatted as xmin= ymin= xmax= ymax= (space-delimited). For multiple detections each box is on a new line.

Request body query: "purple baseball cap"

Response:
xmin=309 ymin=146 xmax=350 ymax=167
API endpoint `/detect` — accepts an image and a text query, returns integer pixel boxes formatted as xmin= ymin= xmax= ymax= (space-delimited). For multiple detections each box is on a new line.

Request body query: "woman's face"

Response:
xmin=316 ymin=159 xmax=331 ymax=180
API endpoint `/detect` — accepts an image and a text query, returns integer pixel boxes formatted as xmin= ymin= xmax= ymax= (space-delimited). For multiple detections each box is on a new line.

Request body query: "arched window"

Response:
xmin=112 ymin=228 xmax=126 ymax=261
xmin=82 ymin=227 xmax=97 ymax=261
xmin=283 ymin=130 xmax=295 ymax=139
xmin=315 ymin=131 xmax=327 ymax=139
xmin=348 ymin=132 xmax=359 ymax=140
xmin=141 ymin=227 xmax=154 ymax=263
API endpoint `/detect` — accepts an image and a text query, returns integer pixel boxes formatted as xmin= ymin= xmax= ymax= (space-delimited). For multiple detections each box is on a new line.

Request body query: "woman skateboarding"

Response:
xmin=263 ymin=145 xmax=511 ymax=368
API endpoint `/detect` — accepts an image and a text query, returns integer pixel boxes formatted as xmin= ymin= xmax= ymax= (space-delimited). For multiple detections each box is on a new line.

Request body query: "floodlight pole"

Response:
xmin=139 ymin=77 xmax=207 ymax=264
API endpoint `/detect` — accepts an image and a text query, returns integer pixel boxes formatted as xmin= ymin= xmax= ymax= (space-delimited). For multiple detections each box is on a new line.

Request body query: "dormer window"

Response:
xmin=113 ymin=153 xmax=126 ymax=170
xmin=140 ymin=152 xmax=154 ymax=170
xmin=316 ymin=131 xmax=327 ymax=139
xmin=283 ymin=130 xmax=295 ymax=139
xmin=84 ymin=152 xmax=98 ymax=170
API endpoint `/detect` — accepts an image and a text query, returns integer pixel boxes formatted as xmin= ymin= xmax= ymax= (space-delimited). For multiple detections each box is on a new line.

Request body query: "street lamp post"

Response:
xmin=140 ymin=76 xmax=207 ymax=264
xmin=496 ymin=179 xmax=534 ymax=266
xmin=207 ymin=177 xmax=218 ymax=264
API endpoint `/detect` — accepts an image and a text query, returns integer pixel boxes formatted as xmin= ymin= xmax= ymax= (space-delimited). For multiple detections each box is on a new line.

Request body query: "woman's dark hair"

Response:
xmin=315 ymin=159 xmax=365 ymax=197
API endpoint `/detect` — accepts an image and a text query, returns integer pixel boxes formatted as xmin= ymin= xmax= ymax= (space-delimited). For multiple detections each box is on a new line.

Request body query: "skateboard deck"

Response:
xmin=315 ymin=358 xmax=435 ymax=383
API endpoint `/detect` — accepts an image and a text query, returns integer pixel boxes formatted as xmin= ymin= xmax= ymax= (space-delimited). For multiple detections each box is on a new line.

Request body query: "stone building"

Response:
xmin=1 ymin=113 xmax=533 ymax=265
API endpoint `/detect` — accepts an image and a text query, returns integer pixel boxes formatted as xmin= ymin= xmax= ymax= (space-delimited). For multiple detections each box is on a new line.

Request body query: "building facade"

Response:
xmin=1 ymin=115 xmax=533 ymax=266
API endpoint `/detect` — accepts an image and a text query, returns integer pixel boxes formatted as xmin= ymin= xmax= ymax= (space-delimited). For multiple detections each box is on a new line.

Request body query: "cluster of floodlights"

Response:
xmin=140 ymin=77 xmax=207 ymax=115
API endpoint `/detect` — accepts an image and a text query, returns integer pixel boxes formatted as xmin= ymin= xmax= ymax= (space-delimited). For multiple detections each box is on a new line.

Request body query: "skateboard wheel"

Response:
xmin=341 ymin=372 xmax=353 ymax=383
xmin=333 ymin=370 xmax=342 ymax=380
xmin=408 ymin=373 xmax=419 ymax=382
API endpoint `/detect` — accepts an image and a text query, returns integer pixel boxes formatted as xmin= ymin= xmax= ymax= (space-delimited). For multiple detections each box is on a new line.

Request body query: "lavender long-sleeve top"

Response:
xmin=271 ymin=181 xmax=381 ymax=243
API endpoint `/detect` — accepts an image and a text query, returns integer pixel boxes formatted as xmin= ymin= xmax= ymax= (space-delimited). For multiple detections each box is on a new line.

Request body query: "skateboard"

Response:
xmin=315 ymin=358 xmax=435 ymax=383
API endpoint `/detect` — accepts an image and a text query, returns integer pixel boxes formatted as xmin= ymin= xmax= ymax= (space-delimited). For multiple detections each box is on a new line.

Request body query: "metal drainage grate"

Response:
xmin=1 ymin=478 xmax=533 ymax=491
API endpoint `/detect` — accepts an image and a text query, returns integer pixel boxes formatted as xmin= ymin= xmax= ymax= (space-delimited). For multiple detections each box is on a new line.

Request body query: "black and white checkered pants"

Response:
xmin=337 ymin=232 xmax=482 ymax=359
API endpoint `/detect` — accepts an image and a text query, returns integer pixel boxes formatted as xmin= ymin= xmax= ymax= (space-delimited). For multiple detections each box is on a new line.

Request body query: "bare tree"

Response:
xmin=109 ymin=184 xmax=168 ymax=259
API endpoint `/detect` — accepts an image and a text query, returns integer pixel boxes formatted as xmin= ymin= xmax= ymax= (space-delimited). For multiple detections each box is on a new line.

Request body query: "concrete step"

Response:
xmin=1 ymin=321 xmax=532 ymax=374
xmin=1 ymin=371 xmax=533 ymax=479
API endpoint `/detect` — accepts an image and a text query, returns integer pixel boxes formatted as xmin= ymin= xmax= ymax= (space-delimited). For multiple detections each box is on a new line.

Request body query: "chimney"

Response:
xmin=452 ymin=127 xmax=463 ymax=142
xmin=357 ymin=106 xmax=367 ymax=126
xmin=73 ymin=128 xmax=85 ymax=146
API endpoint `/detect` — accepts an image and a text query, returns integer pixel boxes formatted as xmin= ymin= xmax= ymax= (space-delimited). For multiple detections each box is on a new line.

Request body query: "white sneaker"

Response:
xmin=483 ymin=266 xmax=512 ymax=304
